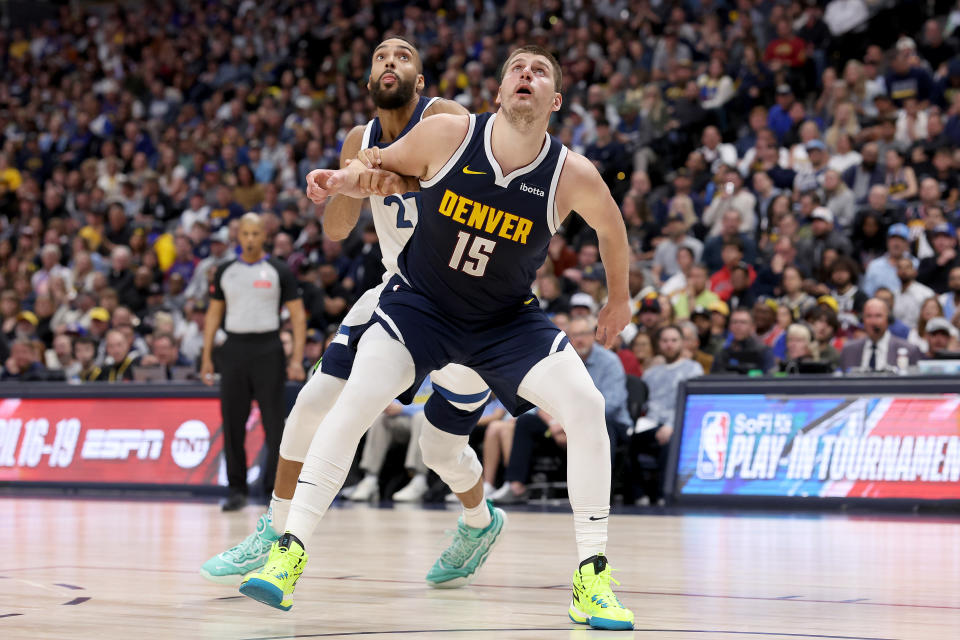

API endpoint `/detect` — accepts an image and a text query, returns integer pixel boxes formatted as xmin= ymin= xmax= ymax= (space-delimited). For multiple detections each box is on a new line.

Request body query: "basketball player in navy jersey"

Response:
xmin=242 ymin=46 xmax=635 ymax=630
xmin=203 ymin=38 xmax=506 ymax=590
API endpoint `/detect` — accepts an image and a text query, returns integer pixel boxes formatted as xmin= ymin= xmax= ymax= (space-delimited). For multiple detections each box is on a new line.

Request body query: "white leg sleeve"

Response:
xmin=518 ymin=346 xmax=610 ymax=561
xmin=418 ymin=417 xmax=483 ymax=494
xmin=284 ymin=324 xmax=415 ymax=544
xmin=278 ymin=372 xmax=347 ymax=462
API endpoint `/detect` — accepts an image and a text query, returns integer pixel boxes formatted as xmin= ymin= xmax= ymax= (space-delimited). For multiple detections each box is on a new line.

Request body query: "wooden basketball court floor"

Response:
xmin=1 ymin=497 xmax=958 ymax=639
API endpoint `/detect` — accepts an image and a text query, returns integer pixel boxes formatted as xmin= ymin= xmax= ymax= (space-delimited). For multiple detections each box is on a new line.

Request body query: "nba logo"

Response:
xmin=697 ymin=411 xmax=730 ymax=479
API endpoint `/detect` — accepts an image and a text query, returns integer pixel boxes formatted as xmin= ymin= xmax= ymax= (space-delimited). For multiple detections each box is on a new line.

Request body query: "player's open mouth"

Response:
xmin=516 ymin=85 xmax=532 ymax=95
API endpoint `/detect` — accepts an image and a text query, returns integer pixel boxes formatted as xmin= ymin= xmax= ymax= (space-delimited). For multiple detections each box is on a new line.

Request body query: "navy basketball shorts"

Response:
xmin=352 ymin=274 xmax=570 ymax=417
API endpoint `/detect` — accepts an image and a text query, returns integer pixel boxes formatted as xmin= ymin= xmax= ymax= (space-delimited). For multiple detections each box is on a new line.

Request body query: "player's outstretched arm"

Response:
xmin=357 ymin=113 xmax=471 ymax=182
xmin=556 ymin=152 xmax=632 ymax=348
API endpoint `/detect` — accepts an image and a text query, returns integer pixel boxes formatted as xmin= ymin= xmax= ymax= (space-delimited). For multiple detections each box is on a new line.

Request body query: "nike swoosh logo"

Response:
xmin=462 ymin=166 xmax=487 ymax=175
xmin=297 ymin=479 xmax=317 ymax=486
xmin=588 ymin=515 xmax=608 ymax=521
xmin=524 ymin=297 xmax=536 ymax=305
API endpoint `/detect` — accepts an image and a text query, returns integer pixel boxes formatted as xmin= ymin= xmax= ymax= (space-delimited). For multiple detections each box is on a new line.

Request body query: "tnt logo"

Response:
xmin=171 ymin=420 xmax=210 ymax=469
xmin=697 ymin=411 xmax=730 ymax=479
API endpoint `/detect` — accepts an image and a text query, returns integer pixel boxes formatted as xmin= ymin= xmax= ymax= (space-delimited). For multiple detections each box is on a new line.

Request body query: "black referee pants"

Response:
xmin=218 ymin=332 xmax=286 ymax=497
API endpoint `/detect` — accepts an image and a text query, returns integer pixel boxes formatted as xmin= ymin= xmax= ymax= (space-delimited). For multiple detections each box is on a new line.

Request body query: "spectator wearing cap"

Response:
xmin=796 ymin=207 xmax=853 ymax=276
xmin=768 ymin=84 xmax=797 ymax=142
xmin=937 ymin=266 xmax=960 ymax=321
xmin=13 ymin=310 xmax=39 ymax=342
xmin=703 ymin=209 xmax=759 ymax=273
xmin=672 ymin=263 xmax=721 ymax=320
xmin=702 ymin=169 xmax=757 ymax=237
xmin=863 ymin=223 xmax=917 ymax=296
xmin=839 ymin=298 xmax=921 ymax=371
xmin=651 ymin=213 xmax=703 ymax=284
xmin=920 ymin=317 xmax=956 ymax=359
xmin=712 ymin=309 xmax=776 ymax=374
xmin=842 ymin=141 xmax=884 ymax=202
xmin=579 ymin=264 xmax=607 ymax=304
xmin=2 ymin=339 xmax=46 ymax=381
xmin=709 ymin=238 xmax=757 ymax=302
xmin=918 ymin=223 xmax=960 ymax=292
xmin=637 ymin=295 xmax=663 ymax=334
xmin=793 ymin=139 xmax=830 ymax=193
xmin=570 ymin=292 xmax=599 ymax=319
xmin=893 ymin=257 xmax=935 ymax=327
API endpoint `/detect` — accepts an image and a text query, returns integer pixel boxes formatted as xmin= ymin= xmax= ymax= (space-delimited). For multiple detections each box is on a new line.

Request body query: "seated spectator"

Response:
xmin=938 ymin=266 xmax=960 ymax=321
xmin=75 ymin=336 xmax=101 ymax=382
xmin=893 ymin=257 xmax=935 ymax=327
xmin=779 ymin=323 xmax=834 ymax=373
xmin=342 ymin=380 xmax=433 ymax=503
xmin=920 ymin=317 xmax=956 ymax=359
xmin=809 ymin=307 xmax=843 ymax=369
xmin=679 ymin=320 xmax=714 ymax=372
xmin=618 ymin=331 xmax=655 ymax=377
xmin=779 ymin=265 xmax=818 ymax=321
xmin=711 ymin=309 xmax=776 ymax=374
xmin=863 ymin=223 xmax=916 ymax=296
xmin=702 ymin=169 xmax=757 ymax=237
xmin=728 ymin=262 xmax=758 ymax=311
xmin=661 ymin=246 xmax=696 ymax=297
xmin=907 ymin=297 xmax=947 ymax=353
xmin=495 ymin=315 xmax=630 ymax=504
xmin=796 ymin=208 xmax=853 ymax=276
xmin=44 ymin=333 xmax=79 ymax=381
xmin=709 ymin=239 xmax=756 ymax=302
xmin=702 ymin=209 xmax=758 ymax=272
xmin=95 ymin=328 xmax=140 ymax=382
xmin=636 ymin=295 xmax=663 ymax=334
xmin=2 ymin=339 xmax=46 ymax=381
xmin=138 ymin=332 xmax=194 ymax=379
xmin=651 ymin=213 xmax=703 ymax=284
xmin=918 ymin=223 xmax=960 ymax=293
xmin=839 ymin=298 xmax=921 ymax=372
xmin=884 ymin=148 xmax=918 ymax=202
xmin=754 ymin=297 xmax=784 ymax=348
xmin=672 ymin=264 xmax=721 ymax=320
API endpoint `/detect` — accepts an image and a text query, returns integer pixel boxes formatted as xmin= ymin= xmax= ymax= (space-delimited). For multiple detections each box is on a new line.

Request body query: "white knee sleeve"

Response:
xmin=419 ymin=418 xmax=483 ymax=494
xmin=279 ymin=372 xmax=347 ymax=462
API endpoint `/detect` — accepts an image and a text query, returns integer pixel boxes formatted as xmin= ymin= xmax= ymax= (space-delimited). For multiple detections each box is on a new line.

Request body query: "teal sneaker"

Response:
xmin=200 ymin=512 xmax=279 ymax=584
xmin=426 ymin=500 xmax=507 ymax=588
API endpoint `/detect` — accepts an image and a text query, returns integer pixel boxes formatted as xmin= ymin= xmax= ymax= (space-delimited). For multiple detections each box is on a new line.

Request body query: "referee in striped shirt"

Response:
xmin=201 ymin=213 xmax=307 ymax=511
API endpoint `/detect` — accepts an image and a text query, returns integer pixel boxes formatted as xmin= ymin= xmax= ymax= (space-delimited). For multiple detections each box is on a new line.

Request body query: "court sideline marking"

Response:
xmin=239 ymin=629 xmax=899 ymax=640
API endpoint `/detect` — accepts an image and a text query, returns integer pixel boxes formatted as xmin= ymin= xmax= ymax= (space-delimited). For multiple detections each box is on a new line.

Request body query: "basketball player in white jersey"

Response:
xmin=201 ymin=37 xmax=505 ymax=590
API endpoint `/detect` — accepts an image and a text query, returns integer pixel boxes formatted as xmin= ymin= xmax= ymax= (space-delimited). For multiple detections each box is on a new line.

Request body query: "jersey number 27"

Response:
xmin=449 ymin=231 xmax=496 ymax=277
xmin=384 ymin=193 xmax=419 ymax=229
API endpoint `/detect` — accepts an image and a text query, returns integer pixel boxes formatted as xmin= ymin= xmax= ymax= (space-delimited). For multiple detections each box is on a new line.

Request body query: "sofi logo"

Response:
xmin=170 ymin=420 xmax=210 ymax=469
xmin=697 ymin=411 xmax=730 ymax=480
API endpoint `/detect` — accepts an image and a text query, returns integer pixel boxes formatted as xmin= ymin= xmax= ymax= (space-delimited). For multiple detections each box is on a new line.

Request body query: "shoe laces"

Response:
xmin=581 ymin=567 xmax=625 ymax=609
xmin=439 ymin=521 xmax=480 ymax=566
xmin=264 ymin=542 xmax=303 ymax=573
xmin=226 ymin=529 xmax=272 ymax=563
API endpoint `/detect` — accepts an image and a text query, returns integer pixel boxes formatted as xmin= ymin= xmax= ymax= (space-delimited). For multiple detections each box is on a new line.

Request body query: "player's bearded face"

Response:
xmin=370 ymin=70 xmax=417 ymax=110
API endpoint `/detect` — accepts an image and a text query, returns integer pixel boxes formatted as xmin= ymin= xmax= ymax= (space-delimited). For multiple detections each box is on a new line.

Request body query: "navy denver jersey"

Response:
xmin=398 ymin=111 xmax=568 ymax=323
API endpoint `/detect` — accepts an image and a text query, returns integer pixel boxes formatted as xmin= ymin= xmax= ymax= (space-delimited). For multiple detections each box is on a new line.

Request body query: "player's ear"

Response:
xmin=552 ymin=92 xmax=562 ymax=113
xmin=366 ymin=75 xmax=373 ymax=92
xmin=495 ymin=87 xmax=502 ymax=106
xmin=416 ymin=74 xmax=425 ymax=93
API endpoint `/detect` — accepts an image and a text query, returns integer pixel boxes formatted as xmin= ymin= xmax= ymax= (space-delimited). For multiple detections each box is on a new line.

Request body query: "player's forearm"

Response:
xmin=597 ymin=222 xmax=630 ymax=303
xmin=323 ymin=195 xmax=362 ymax=241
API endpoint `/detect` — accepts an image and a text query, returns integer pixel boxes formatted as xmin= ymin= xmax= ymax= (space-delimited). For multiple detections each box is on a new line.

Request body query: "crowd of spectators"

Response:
xmin=4 ymin=0 xmax=960 ymax=392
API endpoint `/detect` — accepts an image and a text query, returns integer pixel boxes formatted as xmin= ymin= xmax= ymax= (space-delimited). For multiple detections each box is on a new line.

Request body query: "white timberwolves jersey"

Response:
xmin=360 ymin=96 xmax=439 ymax=279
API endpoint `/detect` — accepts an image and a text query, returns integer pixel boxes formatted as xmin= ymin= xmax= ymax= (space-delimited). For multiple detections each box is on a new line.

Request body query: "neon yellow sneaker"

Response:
xmin=568 ymin=555 xmax=634 ymax=630
xmin=238 ymin=533 xmax=308 ymax=611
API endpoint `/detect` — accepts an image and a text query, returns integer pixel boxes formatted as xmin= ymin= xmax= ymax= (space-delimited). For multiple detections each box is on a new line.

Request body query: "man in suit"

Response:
xmin=839 ymin=298 xmax=921 ymax=372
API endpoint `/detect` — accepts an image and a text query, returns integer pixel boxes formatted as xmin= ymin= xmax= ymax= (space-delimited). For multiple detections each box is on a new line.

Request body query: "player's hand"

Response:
xmin=596 ymin=297 xmax=632 ymax=349
xmin=200 ymin=358 xmax=215 ymax=386
xmin=357 ymin=146 xmax=382 ymax=168
xmin=323 ymin=165 xmax=365 ymax=198
xmin=287 ymin=360 xmax=305 ymax=382
xmin=357 ymin=168 xmax=407 ymax=197
xmin=306 ymin=169 xmax=336 ymax=203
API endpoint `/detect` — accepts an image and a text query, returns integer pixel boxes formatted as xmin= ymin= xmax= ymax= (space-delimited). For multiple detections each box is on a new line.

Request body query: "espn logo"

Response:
xmin=696 ymin=411 xmax=730 ymax=480
xmin=81 ymin=429 xmax=164 ymax=461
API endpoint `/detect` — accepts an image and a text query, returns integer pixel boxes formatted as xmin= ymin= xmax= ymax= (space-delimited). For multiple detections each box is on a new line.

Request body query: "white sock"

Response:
xmin=573 ymin=508 xmax=608 ymax=561
xmin=267 ymin=493 xmax=290 ymax=532
xmin=462 ymin=500 xmax=491 ymax=530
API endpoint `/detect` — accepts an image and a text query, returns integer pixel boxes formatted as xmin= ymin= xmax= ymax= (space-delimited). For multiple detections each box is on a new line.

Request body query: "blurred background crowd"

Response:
xmin=3 ymin=0 xmax=960 ymax=389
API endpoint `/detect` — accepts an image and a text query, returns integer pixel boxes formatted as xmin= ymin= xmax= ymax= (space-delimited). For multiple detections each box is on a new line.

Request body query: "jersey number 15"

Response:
xmin=449 ymin=231 xmax=497 ymax=277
